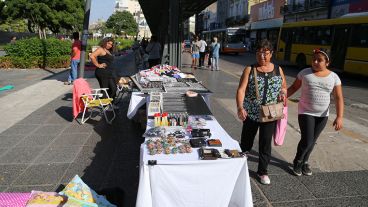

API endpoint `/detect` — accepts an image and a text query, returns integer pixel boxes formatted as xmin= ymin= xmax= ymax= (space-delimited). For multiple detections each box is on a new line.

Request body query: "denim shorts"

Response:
xmin=192 ymin=53 xmax=199 ymax=58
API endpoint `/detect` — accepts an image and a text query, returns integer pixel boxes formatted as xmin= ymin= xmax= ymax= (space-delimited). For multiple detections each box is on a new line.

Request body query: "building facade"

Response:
xmin=249 ymin=0 xmax=286 ymax=49
xmin=115 ymin=0 xmax=151 ymax=38
xmin=282 ymin=0 xmax=329 ymax=23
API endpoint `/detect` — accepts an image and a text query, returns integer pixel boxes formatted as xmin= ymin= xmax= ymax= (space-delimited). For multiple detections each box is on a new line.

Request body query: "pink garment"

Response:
xmin=0 ymin=192 xmax=31 ymax=207
xmin=72 ymin=78 xmax=92 ymax=118
xmin=274 ymin=106 xmax=288 ymax=146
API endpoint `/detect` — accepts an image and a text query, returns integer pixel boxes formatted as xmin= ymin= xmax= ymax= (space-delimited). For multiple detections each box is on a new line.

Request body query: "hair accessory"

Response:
xmin=313 ymin=48 xmax=330 ymax=62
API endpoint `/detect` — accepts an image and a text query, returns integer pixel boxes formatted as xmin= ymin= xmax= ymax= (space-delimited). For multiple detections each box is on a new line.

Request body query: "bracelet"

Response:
xmin=237 ymin=106 xmax=244 ymax=110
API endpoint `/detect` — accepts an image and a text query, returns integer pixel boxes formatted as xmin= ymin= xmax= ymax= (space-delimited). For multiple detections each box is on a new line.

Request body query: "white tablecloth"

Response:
xmin=127 ymin=92 xmax=212 ymax=119
xmin=136 ymin=117 xmax=253 ymax=207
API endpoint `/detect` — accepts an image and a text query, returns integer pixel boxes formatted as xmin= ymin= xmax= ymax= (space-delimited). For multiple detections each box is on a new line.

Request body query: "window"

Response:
xmin=350 ymin=24 xmax=368 ymax=48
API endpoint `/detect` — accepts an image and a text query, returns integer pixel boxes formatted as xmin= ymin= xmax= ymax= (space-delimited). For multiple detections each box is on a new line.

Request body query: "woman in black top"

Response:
xmin=89 ymin=37 xmax=117 ymax=99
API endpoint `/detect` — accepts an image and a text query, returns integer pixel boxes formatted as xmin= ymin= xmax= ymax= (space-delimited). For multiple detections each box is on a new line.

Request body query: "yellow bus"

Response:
xmin=276 ymin=14 xmax=368 ymax=76
xmin=202 ymin=27 xmax=247 ymax=55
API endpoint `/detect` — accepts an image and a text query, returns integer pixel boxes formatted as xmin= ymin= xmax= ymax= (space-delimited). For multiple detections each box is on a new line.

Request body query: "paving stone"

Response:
xmin=50 ymin=133 xmax=90 ymax=147
xmin=250 ymin=180 xmax=268 ymax=205
xmin=34 ymin=146 xmax=81 ymax=164
xmin=73 ymin=146 xmax=114 ymax=168
xmin=12 ymin=163 xmax=69 ymax=185
xmin=15 ymin=134 xmax=56 ymax=147
xmin=335 ymin=170 xmax=368 ymax=196
xmin=1 ymin=124 xmax=39 ymax=135
xmin=0 ymin=148 xmax=10 ymax=158
xmin=63 ymin=123 xmax=95 ymax=134
xmin=46 ymin=112 xmax=74 ymax=124
xmin=60 ymin=163 xmax=109 ymax=188
xmin=0 ymin=164 xmax=28 ymax=185
xmin=0 ymin=147 xmax=44 ymax=164
xmin=272 ymin=195 xmax=368 ymax=207
xmin=6 ymin=184 xmax=56 ymax=192
xmin=17 ymin=114 xmax=50 ymax=125
xmin=254 ymin=202 xmax=270 ymax=207
xmin=32 ymin=125 xmax=67 ymax=135
xmin=0 ymin=135 xmax=25 ymax=148
xmin=298 ymin=172 xmax=360 ymax=198
xmin=0 ymin=185 xmax=8 ymax=192
xmin=257 ymin=174 xmax=315 ymax=202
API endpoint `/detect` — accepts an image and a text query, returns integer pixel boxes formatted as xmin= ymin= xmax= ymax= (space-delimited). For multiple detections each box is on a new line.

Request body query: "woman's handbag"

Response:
xmin=253 ymin=66 xmax=284 ymax=123
xmin=274 ymin=106 xmax=288 ymax=146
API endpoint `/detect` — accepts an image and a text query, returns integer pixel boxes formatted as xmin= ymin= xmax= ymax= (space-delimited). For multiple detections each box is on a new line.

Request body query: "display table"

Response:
xmin=136 ymin=118 xmax=253 ymax=207
xmin=127 ymin=92 xmax=212 ymax=119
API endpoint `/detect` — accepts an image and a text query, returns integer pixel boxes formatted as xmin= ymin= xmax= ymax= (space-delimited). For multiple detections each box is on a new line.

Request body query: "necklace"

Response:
xmin=258 ymin=66 xmax=269 ymax=76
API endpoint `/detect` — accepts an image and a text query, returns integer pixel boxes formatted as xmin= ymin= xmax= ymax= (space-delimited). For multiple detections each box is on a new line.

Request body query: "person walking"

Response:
xmin=198 ymin=36 xmax=207 ymax=68
xmin=287 ymin=48 xmax=344 ymax=176
xmin=191 ymin=36 xmax=200 ymax=69
xmin=210 ymin=37 xmax=220 ymax=71
xmin=64 ymin=32 xmax=81 ymax=85
xmin=89 ymin=37 xmax=117 ymax=99
xmin=236 ymin=39 xmax=287 ymax=185
xmin=146 ymin=35 xmax=161 ymax=68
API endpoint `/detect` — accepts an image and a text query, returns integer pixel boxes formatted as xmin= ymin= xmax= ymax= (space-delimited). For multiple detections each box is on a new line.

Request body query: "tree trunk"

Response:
xmin=38 ymin=28 xmax=42 ymax=39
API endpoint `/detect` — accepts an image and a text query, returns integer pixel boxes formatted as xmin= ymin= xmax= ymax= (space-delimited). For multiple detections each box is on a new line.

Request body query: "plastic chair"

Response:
xmin=73 ymin=78 xmax=116 ymax=124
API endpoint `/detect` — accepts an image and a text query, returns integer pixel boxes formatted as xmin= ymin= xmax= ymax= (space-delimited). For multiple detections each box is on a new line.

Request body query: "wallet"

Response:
xmin=207 ymin=139 xmax=222 ymax=147
xmin=189 ymin=138 xmax=207 ymax=148
xmin=198 ymin=148 xmax=221 ymax=160
xmin=224 ymin=149 xmax=245 ymax=158
xmin=191 ymin=128 xmax=211 ymax=138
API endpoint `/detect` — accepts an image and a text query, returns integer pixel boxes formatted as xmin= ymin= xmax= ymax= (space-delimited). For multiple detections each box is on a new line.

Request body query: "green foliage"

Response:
xmin=4 ymin=37 xmax=70 ymax=58
xmin=115 ymin=38 xmax=134 ymax=50
xmin=0 ymin=19 xmax=28 ymax=32
xmin=106 ymin=11 xmax=138 ymax=36
xmin=1 ymin=37 xmax=71 ymax=68
xmin=1 ymin=0 xmax=84 ymax=35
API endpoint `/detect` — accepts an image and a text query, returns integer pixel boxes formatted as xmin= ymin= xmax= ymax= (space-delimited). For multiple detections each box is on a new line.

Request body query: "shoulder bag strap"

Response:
xmin=253 ymin=65 xmax=260 ymax=101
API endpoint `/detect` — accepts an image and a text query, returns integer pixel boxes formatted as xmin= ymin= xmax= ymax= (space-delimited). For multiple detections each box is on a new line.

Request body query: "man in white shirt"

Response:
xmin=198 ymin=36 xmax=207 ymax=68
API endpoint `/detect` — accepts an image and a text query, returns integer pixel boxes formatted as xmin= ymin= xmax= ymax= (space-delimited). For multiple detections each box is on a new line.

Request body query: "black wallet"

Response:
xmin=198 ymin=148 xmax=221 ymax=160
xmin=191 ymin=128 xmax=211 ymax=138
xmin=189 ymin=138 xmax=207 ymax=148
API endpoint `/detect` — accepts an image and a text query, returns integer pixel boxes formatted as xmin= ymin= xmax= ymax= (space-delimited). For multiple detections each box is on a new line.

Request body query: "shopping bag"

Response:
xmin=274 ymin=106 xmax=287 ymax=146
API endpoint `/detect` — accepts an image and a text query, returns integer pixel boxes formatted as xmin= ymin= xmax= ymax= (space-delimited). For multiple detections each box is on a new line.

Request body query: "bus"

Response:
xmin=202 ymin=27 xmax=247 ymax=55
xmin=276 ymin=13 xmax=368 ymax=76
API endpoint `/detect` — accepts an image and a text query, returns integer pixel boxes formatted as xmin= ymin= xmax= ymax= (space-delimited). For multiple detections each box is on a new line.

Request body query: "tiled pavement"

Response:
xmin=0 ymin=51 xmax=367 ymax=207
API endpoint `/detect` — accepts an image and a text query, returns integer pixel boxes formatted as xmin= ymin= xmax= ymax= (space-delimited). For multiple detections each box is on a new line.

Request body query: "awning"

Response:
xmin=138 ymin=0 xmax=217 ymax=35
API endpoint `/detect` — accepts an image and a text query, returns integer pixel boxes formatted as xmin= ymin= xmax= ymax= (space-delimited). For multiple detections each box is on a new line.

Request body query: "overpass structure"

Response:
xmin=138 ymin=0 xmax=216 ymax=67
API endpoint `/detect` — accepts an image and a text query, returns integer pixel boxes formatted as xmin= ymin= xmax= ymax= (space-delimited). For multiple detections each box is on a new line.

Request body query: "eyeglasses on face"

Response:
xmin=256 ymin=51 xmax=272 ymax=56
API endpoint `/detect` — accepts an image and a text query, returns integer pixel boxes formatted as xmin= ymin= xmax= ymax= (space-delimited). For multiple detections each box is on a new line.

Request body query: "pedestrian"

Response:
xmin=236 ymin=39 xmax=287 ymax=185
xmin=287 ymin=48 xmax=344 ymax=176
xmin=191 ymin=36 xmax=200 ymax=69
xmin=89 ymin=37 xmax=117 ymax=99
xmin=146 ymin=35 xmax=161 ymax=68
xmin=198 ymin=36 xmax=207 ymax=68
xmin=210 ymin=37 xmax=220 ymax=71
xmin=64 ymin=32 xmax=81 ymax=85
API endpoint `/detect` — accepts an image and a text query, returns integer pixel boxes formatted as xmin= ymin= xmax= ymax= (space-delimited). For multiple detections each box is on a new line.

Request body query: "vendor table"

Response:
xmin=127 ymin=92 xmax=212 ymax=119
xmin=136 ymin=118 xmax=253 ymax=207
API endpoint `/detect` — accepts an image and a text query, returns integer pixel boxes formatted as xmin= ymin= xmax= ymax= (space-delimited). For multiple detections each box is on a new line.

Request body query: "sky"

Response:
xmin=89 ymin=0 xmax=115 ymax=24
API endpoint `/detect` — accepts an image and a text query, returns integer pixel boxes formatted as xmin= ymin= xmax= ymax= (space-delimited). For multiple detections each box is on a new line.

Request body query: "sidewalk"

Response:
xmin=0 ymin=51 xmax=367 ymax=207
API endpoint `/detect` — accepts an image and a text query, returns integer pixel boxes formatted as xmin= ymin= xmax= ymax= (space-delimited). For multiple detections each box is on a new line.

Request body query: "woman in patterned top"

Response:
xmin=236 ymin=39 xmax=287 ymax=185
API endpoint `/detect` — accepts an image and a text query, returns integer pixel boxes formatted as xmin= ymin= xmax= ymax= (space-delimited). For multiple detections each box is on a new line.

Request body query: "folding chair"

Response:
xmin=73 ymin=78 xmax=116 ymax=124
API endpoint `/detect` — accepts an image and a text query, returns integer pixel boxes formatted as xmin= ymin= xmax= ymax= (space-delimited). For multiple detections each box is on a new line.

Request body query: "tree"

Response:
xmin=2 ymin=0 xmax=84 ymax=38
xmin=106 ymin=11 xmax=138 ymax=36
xmin=0 ymin=19 xmax=28 ymax=32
